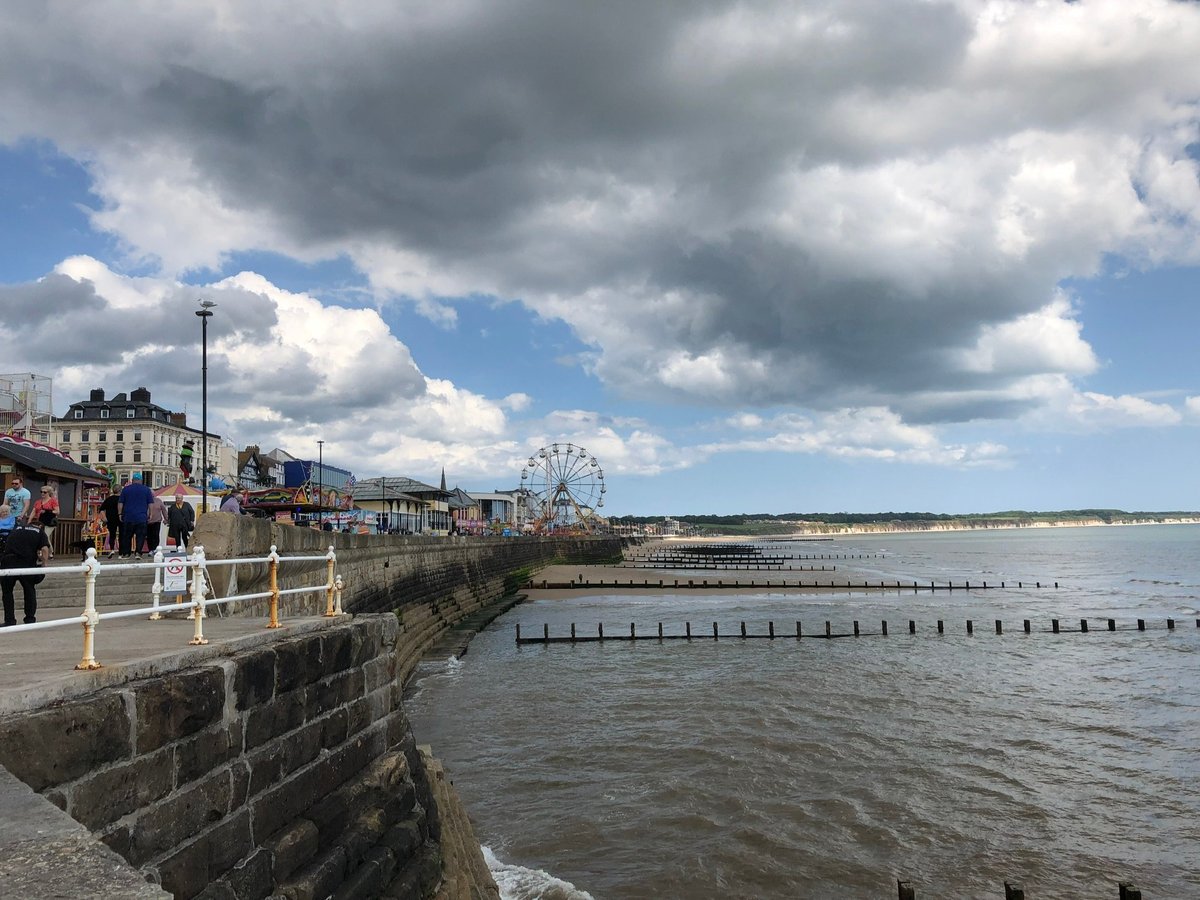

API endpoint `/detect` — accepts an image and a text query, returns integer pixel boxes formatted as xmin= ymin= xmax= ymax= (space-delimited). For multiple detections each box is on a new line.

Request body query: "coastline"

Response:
xmin=676 ymin=517 xmax=1200 ymax=540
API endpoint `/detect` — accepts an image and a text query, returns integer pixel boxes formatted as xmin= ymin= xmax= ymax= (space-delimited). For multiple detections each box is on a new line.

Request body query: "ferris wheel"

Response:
xmin=520 ymin=443 xmax=606 ymax=532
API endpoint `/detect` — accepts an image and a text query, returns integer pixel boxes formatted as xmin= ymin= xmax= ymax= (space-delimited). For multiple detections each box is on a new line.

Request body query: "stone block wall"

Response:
xmin=0 ymin=616 xmax=445 ymax=900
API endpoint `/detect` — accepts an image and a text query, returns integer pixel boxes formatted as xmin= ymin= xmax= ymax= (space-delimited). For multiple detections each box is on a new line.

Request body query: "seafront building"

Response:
xmin=51 ymin=387 xmax=234 ymax=490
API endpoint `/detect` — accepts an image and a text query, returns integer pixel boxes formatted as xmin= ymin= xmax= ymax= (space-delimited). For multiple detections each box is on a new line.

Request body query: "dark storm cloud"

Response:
xmin=1 ymin=0 xmax=1197 ymax=424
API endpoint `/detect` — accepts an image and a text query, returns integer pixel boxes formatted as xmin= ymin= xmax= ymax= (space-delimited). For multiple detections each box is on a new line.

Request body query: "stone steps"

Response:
xmin=24 ymin=562 xmax=162 ymax=609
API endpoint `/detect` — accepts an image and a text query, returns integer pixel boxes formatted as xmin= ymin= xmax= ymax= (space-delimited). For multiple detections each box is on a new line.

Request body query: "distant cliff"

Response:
xmin=786 ymin=516 xmax=1200 ymax=535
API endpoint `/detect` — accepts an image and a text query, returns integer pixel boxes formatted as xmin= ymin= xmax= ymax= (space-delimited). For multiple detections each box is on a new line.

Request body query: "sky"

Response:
xmin=1 ymin=0 xmax=1199 ymax=517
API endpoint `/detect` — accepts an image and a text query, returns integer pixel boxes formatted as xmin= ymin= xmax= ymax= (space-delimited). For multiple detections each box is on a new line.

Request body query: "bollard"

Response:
xmin=658 ymin=622 xmax=663 ymax=640
xmin=996 ymin=619 xmax=1002 ymax=635
xmin=853 ymin=620 xmax=860 ymax=636
xmin=1081 ymin=619 xmax=1088 ymax=633
xmin=897 ymin=880 xmax=916 ymax=900
xmin=571 ymin=623 xmax=576 ymax=642
xmin=937 ymin=620 xmax=944 ymax=634
xmin=75 ymin=549 xmax=103 ymax=670
xmin=966 ymin=620 xmax=973 ymax=635
xmin=741 ymin=621 xmax=747 ymax=638
xmin=333 ymin=575 xmax=344 ymax=615
xmin=599 ymin=622 xmax=604 ymax=641
xmin=796 ymin=620 xmax=802 ymax=638
xmin=1108 ymin=619 xmax=1116 ymax=631
xmin=686 ymin=621 xmax=692 ymax=639
xmin=1024 ymin=619 xmax=1031 ymax=634
xmin=882 ymin=620 xmax=888 ymax=636
xmin=825 ymin=620 xmax=831 ymax=637
xmin=631 ymin=622 xmax=636 ymax=638
xmin=266 ymin=546 xmax=282 ymax=629
xmin=768 ymin=621 xmax=775 ymax=638
xmin=1137 ymin=619 xmax=1145 ymax=631
xmin=324 ymin=545 xmax=337 ymax=616
xmin=713 ymin=621 xmax=719 ymax=640
xmin=1052 ymin=619 xmax=1060 ymax=634
xmin=1004 ymin=882 xmax=1025 ymax=900
xmin=544 ymin=623 xmax=549 ymax=644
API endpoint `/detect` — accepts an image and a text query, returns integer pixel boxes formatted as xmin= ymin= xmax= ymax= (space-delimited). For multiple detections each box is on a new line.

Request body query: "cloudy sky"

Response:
xmin=2 ymin=0 xmax=1199 ymax=515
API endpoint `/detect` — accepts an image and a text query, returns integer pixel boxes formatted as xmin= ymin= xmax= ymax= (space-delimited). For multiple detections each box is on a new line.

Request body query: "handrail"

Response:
xmin=0 ymin=544 xmax=343 ymax=670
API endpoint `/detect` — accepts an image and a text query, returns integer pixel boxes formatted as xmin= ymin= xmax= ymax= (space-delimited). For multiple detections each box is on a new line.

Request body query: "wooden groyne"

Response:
xmin=516 ymin=617 xmax=1194 ymax=644
xmin=529 ymin=577 xmax=1058 ymax=591
xmin=898 ymin=878 xmax=1148 ymax=899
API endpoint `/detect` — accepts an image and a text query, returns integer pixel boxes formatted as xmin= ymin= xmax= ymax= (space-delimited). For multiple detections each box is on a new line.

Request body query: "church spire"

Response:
xmin=440 ymin=467 xmax=447 ymax=492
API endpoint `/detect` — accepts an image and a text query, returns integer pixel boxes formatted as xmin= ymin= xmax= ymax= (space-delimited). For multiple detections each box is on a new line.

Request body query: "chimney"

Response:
xmin=90 ymin=389 xmax=105 ymax=402
xmin=169 ymin=412 xmax=187 ymax=428
xmin=131 ymin=387 xmax=151 ymax=403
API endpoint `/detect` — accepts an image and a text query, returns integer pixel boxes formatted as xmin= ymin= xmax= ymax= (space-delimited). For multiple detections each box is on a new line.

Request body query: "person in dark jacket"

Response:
xmin=99 ymin=487 xmax=121 ymax=558
xmin=167 ymin=494 xmax=196 ymax=550
xmin=1 ymin=521 xmax=50 ymax=625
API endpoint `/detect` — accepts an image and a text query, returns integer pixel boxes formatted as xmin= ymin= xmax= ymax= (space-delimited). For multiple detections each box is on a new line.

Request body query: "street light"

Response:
xmin=316 ymin=440 xmax=325 ymax=528
xmin=195 ymin=300 xmax=217 ymax=514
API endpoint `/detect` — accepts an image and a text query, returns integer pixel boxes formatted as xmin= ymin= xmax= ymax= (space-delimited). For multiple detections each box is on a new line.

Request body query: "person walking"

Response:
xmin=99 ymin=486 xmax=121 ymax=558
xmin=29 ymin=484 xmax=60 ymax=558
xmin=167 ymin=493 xmax=195 ymax=550
xmin=146 ymin=493 xmax=167 ymax=554
xmin=117 ymin=474 xmax=154 ymax=559
xmin=3 ymin=476 xmax=31 ymax=523
xmin=1 ymin=520 xmax=49 ymax=625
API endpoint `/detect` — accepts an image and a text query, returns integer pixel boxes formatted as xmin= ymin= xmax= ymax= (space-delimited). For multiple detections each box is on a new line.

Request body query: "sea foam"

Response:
xmin=483 ymin=846 xmax=595 ymax=900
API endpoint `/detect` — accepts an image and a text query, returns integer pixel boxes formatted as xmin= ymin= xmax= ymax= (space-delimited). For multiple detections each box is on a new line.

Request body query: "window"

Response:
xmin=80 ymin=450 xmax=89 ymax=464
xmin=98 ymin=430 xmax=107 ymax=442
xmin=100 ymin=408 xmax=110 ymax=419
xmin=97 ymin=449 xmax=107 ymax=462
xmin=133 ymin=430 xmax=142 ymax=441
xmin=115 ymin=429 xmax=124 ymax=442
xmin=126 ymin=408 xmax=135 ymax=418
xmin=134 ymin=449 xmax=142 ymax=463
xmin=81 ymin=430 xmax=90 ymax=441
xmin=115 ymin=449 xmax=124 ymax=463
xmin=61 ymin=430 xmax=71 ymax=442
xmin=73 ymin=409 xmax=83 ymax=419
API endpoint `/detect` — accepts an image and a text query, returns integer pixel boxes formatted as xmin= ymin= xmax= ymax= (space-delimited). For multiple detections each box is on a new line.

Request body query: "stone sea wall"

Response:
xmin=0 ymin=616 xmax=448 ymax=899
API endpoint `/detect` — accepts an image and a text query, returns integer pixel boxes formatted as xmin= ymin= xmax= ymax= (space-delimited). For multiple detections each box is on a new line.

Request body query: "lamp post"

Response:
xmin=195 ymin=300 xmax=217 ymax=514
xmin=316 ymin=439 xmax=324 ymax=528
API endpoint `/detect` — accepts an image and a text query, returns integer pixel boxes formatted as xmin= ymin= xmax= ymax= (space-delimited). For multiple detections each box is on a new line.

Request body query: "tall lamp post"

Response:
xmin=195 ymin=300 xmax=217 ymax=514
xmin=316 ymin=439 xmax=325 ymax=527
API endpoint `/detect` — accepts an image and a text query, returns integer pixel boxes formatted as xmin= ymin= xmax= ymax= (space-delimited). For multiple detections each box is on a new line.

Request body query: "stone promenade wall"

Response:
xmin=0 ymin=616 xmax=448 ymax=899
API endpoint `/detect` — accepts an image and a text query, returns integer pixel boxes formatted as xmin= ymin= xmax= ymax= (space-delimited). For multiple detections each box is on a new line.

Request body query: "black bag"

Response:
xmin=39 ymin=510 xmax=57 ymax=527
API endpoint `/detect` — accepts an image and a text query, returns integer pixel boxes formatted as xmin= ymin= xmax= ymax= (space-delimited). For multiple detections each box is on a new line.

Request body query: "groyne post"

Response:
xmin=1119 ymin=883 xmax=1142 ymax=900
xmin=1004 ymin=882 xmax=1025 ymax=900
xmin=897 ymin=880 xmax=916 ymax=900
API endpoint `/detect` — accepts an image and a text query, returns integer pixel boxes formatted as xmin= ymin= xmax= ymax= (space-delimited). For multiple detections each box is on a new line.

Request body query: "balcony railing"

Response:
xmin=0 ymin=545 xmax=343 ymax=670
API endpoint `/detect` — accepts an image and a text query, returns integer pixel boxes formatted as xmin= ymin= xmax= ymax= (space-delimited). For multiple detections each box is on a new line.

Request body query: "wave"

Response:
xmin=483 ymin=846 xmax=595 ymax=900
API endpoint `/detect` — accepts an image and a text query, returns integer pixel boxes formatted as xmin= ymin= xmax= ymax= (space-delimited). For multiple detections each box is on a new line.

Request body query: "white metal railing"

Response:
xmin=0 ymin=544 xmax=344 ymax=670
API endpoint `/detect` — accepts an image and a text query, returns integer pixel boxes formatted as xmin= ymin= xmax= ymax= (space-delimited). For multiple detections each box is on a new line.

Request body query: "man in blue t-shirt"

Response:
xmin=118 ymin=473 xmax=155 ymax=559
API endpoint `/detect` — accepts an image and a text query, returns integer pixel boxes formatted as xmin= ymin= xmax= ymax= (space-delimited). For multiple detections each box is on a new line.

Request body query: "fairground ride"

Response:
xmin=519 ymin=443 xmax=606 ymax=533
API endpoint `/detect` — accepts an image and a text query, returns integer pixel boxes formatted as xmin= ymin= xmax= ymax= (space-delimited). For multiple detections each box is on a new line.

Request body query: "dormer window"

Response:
xmin=74 ymin=409 xmax=83 ymax=419
xmin=100 ymin=407 xmax=110 ymax=419
xmin=126 ymin=408 xmax=135 ymax=418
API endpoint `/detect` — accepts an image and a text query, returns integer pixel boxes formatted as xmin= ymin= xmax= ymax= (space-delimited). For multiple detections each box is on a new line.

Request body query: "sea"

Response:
xmin=405 ymin=525 xmax=1200 ymax=900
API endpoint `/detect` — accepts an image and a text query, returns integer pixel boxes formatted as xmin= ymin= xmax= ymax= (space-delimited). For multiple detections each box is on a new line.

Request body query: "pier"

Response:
xmin=529 ymin=577 xmax=1058 ymax=591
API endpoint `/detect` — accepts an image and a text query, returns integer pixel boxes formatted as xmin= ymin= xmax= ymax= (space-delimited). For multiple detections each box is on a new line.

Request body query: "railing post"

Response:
xmin=323 ymin=545 xmax=337 ymax=617
xmin=189 ymin=545 xmax=209 ymax=645
xmin=149 ymin=548 xmax=164 ymax=620
xmin=333 ymin=574 xmax=344 ymax=615
xmin=75 ymin=549 xmax=102 ymax=670
xmin=267 ymin=545 xmax=281 ymax=629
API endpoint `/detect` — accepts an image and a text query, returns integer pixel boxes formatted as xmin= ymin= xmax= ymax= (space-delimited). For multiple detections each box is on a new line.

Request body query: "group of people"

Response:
xmin=98 ymin=475 xmax=196 ymax=559
xmin=0 ymin=476 xmax=59 ymax=626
